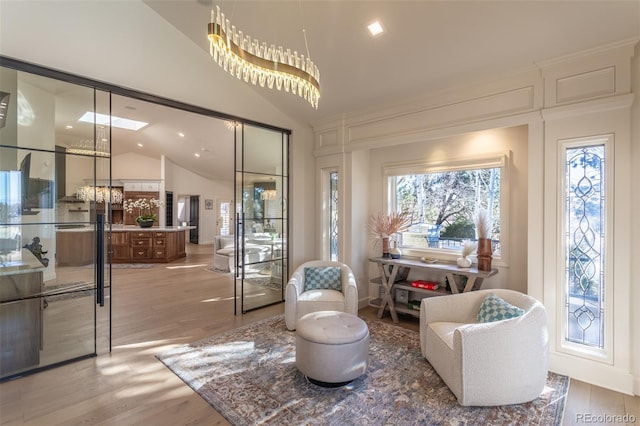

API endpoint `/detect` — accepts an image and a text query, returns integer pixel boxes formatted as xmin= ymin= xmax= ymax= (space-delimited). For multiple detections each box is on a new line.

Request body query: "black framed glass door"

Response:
xmin=234 ymin=124 xmax=289 ymax=313
xmin=0 ymin=66 xmax=112 ymax=381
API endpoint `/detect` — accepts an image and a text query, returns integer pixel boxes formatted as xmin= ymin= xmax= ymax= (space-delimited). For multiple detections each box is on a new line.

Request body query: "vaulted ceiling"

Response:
xmin=36 ymin=1 xmax=638 ymax=181
xmin=145 ymin=0 xmax=640 ymax=125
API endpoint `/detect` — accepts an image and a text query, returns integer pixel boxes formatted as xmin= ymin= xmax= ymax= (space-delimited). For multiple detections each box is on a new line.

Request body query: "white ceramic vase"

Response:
xmin=456 ymin=256 xmax=472 ymax=268
xmin=390 ymin=247 xmax=402 ymax=259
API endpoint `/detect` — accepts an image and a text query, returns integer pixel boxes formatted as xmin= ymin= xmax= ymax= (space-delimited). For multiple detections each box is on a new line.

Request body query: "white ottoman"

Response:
xmin=295 ymin=311 xmax=369 ymax=387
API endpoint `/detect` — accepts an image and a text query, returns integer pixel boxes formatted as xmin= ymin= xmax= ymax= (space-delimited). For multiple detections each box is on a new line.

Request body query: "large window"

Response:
xmin=386 ymin=154 xmax=507 ymax=257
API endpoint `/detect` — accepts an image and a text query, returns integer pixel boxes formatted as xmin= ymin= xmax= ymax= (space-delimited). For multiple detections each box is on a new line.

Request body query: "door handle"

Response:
xmin=96 ymin=213 xmax=105 ymax=307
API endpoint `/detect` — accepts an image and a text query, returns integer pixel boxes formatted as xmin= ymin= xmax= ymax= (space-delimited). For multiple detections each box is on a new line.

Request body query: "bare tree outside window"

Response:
xmin=392 ymin=167 xmax=501 ymax=252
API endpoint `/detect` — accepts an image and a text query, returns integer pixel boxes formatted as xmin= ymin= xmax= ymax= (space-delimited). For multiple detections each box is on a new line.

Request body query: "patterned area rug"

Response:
xmin=81 ymin=263 xmax=156 ymax=269
xmin=42 ymin=282 xmax=94 ymax=303
xmin=156 ymin=316 xmax=568 ymax=425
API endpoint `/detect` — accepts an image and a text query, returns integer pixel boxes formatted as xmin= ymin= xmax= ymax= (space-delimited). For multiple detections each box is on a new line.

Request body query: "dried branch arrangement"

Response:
xmin=461 ymin=241 xmax=477 ymax=257
xmin=474 ymin=208 xmax=492 ymax=239
xmin=368 ymin=210 xmax=413 ymax=239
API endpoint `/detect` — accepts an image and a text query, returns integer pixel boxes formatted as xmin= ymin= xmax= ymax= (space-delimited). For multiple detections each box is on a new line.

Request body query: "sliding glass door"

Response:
xmin=235 ymin=124 xmax=288 ymax=313
xmin=0 ymin=66 xmax=112 ymax=380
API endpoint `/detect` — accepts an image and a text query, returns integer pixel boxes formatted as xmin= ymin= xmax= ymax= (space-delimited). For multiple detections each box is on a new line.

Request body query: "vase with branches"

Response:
xmin=456 ymin=241 xmax=476 ymax=268
xmin=368 ymin=210 xmax=412 ymax=258
xmin=474 ymin=208 xmax=493 ymax=270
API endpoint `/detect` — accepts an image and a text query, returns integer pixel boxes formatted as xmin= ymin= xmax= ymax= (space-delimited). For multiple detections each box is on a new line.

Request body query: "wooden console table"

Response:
xmin=369 ymin=256 xmax=498 ymax=323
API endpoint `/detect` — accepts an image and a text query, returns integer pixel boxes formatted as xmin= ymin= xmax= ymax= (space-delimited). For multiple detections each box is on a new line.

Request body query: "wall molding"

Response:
xmin=541 ymin=93 xmax=634 ymax=121
xmin=313 ymin=38 xmax=638 ymax=158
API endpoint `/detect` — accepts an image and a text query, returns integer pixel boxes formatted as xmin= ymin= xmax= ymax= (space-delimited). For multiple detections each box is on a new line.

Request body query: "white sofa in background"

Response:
xmin=213 ymin=235 xmax=272 ymax=273
xmin=420 ymin=289 xmax=548 ymax=406
xmin=285 ymin=260 xmax=358 ymax=331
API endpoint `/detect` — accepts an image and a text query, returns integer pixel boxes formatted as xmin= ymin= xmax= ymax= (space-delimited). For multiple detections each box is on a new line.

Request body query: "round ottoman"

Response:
xmin=295 ymin=311 xmax=369 ymax=387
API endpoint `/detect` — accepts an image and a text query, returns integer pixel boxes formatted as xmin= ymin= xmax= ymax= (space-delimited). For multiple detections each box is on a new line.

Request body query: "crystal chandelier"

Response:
xmin=67 ymin=126 xmax=110 ymax=157
xmin=260 ymin=190 xmax=277 ymax=201
xmin=208 ymin=5 xmax=320 ymax=109
xmin=76 ymin=186 xmax=123 ymax=204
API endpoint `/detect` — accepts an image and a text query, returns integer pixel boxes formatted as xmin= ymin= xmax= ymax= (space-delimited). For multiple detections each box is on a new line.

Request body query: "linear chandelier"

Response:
xmin=76 ymin=186 xmax=123 ymax=204
xmin=67 ymin=126 xmax=110 ymax=157
xmin=208 ymin=5 xmax=320 ymax=109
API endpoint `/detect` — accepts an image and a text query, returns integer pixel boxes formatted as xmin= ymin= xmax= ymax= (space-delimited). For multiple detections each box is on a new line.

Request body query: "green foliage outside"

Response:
xmin=441 ymin=219 xmax=475 ymax=239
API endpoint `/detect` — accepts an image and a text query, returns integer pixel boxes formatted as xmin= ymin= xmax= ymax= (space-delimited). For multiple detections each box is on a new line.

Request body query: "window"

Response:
xmin=218 ymin=200 xmax=231 ymax=236
xmin=329 ymin=171 xmax=338 ymax=261
xmin=320 ymin=167 xmax=339 ymax=261
xmin=562 ymin=141 xmax=608 ymax=351
xmin=385 ymin=154 xmax=507 ymax=258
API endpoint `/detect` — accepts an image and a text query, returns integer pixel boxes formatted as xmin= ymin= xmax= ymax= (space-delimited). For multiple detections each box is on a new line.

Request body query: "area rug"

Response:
xmin=42 ymin=282 xmax=94 ymax=303
xmin=156 ymin=316 xmax=568 ymax=426
xmin=81 ymin=263 xmax=156 ymax=269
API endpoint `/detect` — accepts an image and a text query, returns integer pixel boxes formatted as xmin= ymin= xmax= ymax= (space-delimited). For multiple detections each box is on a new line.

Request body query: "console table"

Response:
xmin=369 ymin=257 xmax=498 ymax=323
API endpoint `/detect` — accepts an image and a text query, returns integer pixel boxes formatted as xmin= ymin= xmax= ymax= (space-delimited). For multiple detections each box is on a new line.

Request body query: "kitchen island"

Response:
xmin=56 ymin=226 xmax=195 ymax=265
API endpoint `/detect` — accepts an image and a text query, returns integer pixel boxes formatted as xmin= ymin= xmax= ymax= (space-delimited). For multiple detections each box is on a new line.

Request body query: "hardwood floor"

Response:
xmin=1 ymin=243 xmax=637 ymax=425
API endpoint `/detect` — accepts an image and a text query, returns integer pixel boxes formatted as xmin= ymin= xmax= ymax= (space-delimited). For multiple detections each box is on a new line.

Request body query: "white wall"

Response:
xmin=15 ymin=79 xmax=57 ymax=281
xmin=630 ymin=42 xmax=640 ymax=395
xmin=112 ymin=153 xmax=161 ymax=180
xmin=168 ymin=159 xmax=233 ymax=245
xmin=0 ymin=0 xmax=316 ymax=271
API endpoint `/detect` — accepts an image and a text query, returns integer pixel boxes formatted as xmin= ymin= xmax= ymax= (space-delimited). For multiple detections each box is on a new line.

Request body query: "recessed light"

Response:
xmin=368 ymin=21 xmax=384 ymax=36
xmin=65 ymin=125 xmax=73 ymax=129
xmin=178 ymin=132 xmax=185 ymax=138
xmin=137 ymin=143 xmax=144 ymax=148
xmin=194 ymin=153 xmax=201 ymax=157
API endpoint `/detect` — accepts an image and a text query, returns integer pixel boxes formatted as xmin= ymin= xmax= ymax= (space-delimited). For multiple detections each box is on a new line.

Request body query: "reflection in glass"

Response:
xmin=236 ymin=127 xmax=288 ymax=313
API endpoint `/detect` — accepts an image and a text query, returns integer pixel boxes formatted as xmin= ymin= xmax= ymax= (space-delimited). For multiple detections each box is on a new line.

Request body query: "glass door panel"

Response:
xmin=0 ymin=69 xmax=111 ymax=380
xmin=235 ymin=125 xmax=288 ymax=314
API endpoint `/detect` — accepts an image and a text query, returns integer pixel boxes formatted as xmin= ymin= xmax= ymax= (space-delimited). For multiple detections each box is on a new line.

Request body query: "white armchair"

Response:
xmin=285 ymin=261 xmax=358 ymax=331
xmin=420 ymin=289 xmax=548 ymax=406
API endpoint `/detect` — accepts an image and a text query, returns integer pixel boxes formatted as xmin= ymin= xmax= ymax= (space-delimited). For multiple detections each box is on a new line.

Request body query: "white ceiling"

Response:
xmin=145 ymin=0 xmax=640 ymax=125
xmin=32 ymin=1 xmax=638 ymax=181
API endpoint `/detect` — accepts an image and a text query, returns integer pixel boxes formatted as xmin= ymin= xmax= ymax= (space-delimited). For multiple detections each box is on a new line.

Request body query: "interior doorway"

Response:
xmin=189 ymin=195 xmax=199 ymax=244
xmin=177 ymin=194 xmax=199 ymax=244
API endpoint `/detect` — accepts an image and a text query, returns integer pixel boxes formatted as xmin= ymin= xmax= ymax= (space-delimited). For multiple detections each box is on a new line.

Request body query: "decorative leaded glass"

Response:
xmin=329 ymin=171 xmax=338 ymax=261
xmin=565 ymin=145 xmax=605 ymax=348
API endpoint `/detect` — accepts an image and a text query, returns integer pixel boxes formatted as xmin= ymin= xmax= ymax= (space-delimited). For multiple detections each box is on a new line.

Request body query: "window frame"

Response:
xmin=383 ymin=151 xmax=511 ymax=266
xmin=556 ymin=135 xmax=613 ymax=364
xmin=321 ymin=166 xmax=340 ymax=261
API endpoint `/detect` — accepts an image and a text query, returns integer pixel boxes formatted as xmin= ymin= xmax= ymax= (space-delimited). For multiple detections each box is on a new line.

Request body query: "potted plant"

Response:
xmin=368 ymin=210 xmax=412 ymax=258
xmin=124 ymin=198 xmax=164 ymax=227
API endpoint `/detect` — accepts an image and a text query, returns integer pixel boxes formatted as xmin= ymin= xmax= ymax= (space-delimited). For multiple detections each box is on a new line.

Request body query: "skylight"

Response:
xmin=79 ymin=112 xmax=148 ymax=131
